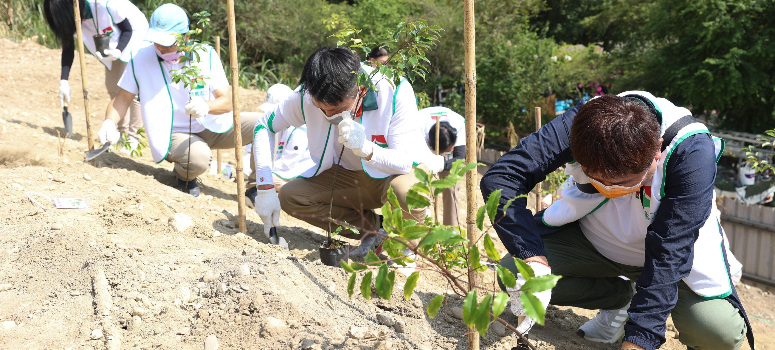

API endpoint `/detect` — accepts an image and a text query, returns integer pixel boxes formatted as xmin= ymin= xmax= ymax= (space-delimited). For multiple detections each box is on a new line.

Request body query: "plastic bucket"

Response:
xmin=739 ymin=165 xmax=756 ymax=186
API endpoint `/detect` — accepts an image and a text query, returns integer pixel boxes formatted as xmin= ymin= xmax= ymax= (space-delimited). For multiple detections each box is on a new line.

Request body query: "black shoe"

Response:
xmin=245 ymin=187 xmax=257 ymax=209
xmin=176 ymin=178 xmax=201 ymax=197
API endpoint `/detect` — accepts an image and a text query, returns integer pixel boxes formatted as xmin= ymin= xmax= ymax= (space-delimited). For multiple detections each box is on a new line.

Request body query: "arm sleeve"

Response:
xmin=114 ymin=18 xmax=132 ymax=52
xmin=365 ymin=80 xmax=422 ymax=174
xmin=61 ymin=38 xmax=75 ymax=80
xmin=479 ymin=102 xmax=580 ymax=259
xmin=623 ymin=133 xmax=717 ymax=350
xmin=444 ymin=145 xmax=466 ymax=170
xmin=253 ymin=92 xmax=302 ymax=185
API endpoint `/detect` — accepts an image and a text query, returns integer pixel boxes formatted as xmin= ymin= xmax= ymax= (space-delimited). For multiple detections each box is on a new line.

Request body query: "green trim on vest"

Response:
xmin=299 ymin=124 xmax=333 ymax=178
xmin=156 ymin=58 xmax=175 ymax=164
xmin=392 ymin=78 xmax=408 ymax=115
xmin=714 ymin=137 xmax=725 ymax=163
xmin=253 ymin=124 xmax=266 ymax=137
xmin=588 ymin=198 xmax=610 ymax=215
xmin=130 ymin=51 xmax=139 ymax=99
xmin=267 ymin=112 xmax=277 ymax=133
xmin=700 ymin=226 xmax=733 ymax=300
xmin=300 ymin=85 xmax=306 ymax=123
xmin=660 ymin=130 xmax=711 ymax=198
xmin=541 ymin=216 xmax=558 ymax=228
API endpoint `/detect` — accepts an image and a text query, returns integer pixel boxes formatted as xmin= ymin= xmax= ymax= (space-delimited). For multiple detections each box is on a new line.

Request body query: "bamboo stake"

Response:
xmin=215 ymin=36 xmax=222 ymax=176
xmin=72 ymin=0 xmax=94 ymax=151
xmin=463 ymin=0 xmax=479 ymax=349
xmin=226 ymin=0 xmax=247 ymax=233
xmin=434 ymin=116 xmax=441 ymax=223
xmin=534 ymin=107 xmax=542 ymax=212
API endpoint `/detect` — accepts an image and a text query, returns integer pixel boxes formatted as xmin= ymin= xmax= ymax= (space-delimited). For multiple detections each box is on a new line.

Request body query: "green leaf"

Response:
xmin=350 ymin=261 xmax=369 ymax=271
xmin=476 ymin=206 xmax=486 ymax=231
xmin=375 ymin=264 xmax=395 ymax=300
xmin=418 ymin=226 xmax=458 ymax=249
xmin=520 ymin=292 xmax=546 ymax=325
xmin=401 ymin=224 xmax=429 ymax=240
xmin=514 ymin=258 xmax=535 ymax=279
xmin=360 ymin=271 xmax=373 ymax=300
xmin=492 ymin=292 xmax=509 ymax=319
xmin=341 ymin=261 xmax=355 ymax=273
xmin=403 ymin=272 xmax=419 ymax=301
xmin=483 ymin=234 xmax=500 ymax=261
xmin=462 ymin=290 xmax=477 ymax=328
xmin=406 ymin=188 xmax=431 ymax=209
xmin=486 ymin=189 xmax=502 ymax=224
xmin=414 ymin=166 xmax=430 ymax=185
xmin=501 ymin=196 xmax=520 ymax=218
xmin=427 ymin=295 xmax=444 ymax=318
xmin=381 ymin=202 xmax=393 ymax=229
xmin=474 ymin=294 xmax=493 ymax=337
xmin=347 ymin=272 xmax=356 ymax=298
xmin=365 ymin=250 xmax=381 ymax=264
xmin=521 ymin=274 xmax=561 ymax=294
xmin=469 ymin=246 xmax=481 ymax=270
xmin=496 ymin=265 xmax=517 ymax=289
xmin=386 ymin=186 xmax=400 ymax=210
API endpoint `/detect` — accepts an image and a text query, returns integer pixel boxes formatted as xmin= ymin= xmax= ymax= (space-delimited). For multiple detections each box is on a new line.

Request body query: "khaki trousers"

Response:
xmin=167 ymin=112 xmax=260 ymax=186
xmin=105 ymin=61 xmax=143 ymax=139
xmin=438 ymin=170 xmax=461 ymax=227
xmin=278 ymin=164 xmax=426 ymax=239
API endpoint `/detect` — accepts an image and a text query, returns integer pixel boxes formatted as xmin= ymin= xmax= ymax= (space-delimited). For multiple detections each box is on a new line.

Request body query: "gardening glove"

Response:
xmin=96 ymin=48 xmax=121 ymax=62
xmin=58 ymin=80 xmax=71 ymax=108
xmin=185 ymin=99 xmax=210 ymax=119
xmin=254 ymin=188 xmax=281 ymax=238
xmin=426 ymin=154 xmax=445 ymax=175
xmin=98 ymin=119 xmax=121 ymax=145
xmin=507 ymin=261 xmax=552 ymax=335
xmin=337 ymin=118 xmax=374 ymax=158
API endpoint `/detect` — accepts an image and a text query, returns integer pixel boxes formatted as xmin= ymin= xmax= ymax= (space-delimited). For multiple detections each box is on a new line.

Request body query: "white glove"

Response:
xmin=98 ymin=119 xmax=121 ymax=145
xmin=426 ymin=154 xmax=445 ymax=174
xmin=507 ymin=261 xmax=552 ymax=335
xmin=59 ymin=80 xmax=71 ymax=108
xmin=253 ymin=188 xmax=281 ymax=238
xmin=337 ymin=118 xmax=374 ymax=158
xmin=96 ymin=48 xmax=121 ymax=62
xmin=185 ymin=99 xmax=210 ymax=119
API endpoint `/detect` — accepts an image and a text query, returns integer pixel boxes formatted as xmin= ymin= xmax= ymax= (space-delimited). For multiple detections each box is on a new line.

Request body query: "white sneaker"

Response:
xmin=577 ymin=302 xmax=629 ymax=343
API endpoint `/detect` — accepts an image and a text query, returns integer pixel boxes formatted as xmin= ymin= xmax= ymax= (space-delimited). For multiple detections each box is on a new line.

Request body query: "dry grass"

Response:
xmin=0 ymin=146 xmax=45 ymax=167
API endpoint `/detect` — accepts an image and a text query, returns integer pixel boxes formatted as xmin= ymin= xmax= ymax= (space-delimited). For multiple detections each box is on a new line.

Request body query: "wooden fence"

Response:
xmin=719 ymin=196 xmax=775 ymax=287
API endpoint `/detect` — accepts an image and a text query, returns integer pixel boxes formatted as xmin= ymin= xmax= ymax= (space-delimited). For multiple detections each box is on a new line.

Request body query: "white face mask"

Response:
xmin=325 ymin=110 xmax=351 ymax=125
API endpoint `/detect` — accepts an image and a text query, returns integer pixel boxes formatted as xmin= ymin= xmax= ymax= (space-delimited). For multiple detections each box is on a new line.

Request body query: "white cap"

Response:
xmin=259 ymin=84 xmax=294 ymax=113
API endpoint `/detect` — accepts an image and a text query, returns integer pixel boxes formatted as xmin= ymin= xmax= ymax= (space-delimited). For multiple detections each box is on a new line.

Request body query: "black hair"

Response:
xmin=44 ymin=0 xmax=86 ymax=45
xmin=299 ymin=46 xmax=360 ymax=106
xmin=427 ymin=121 xmax=457 ymax=152
xmin=367 ymin=46 xmax=388 ymax=60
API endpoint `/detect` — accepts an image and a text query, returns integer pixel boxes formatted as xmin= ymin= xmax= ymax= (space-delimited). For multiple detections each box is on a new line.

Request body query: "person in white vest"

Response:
xmin=44 ymin=0 xmax=147 ymax=148
xmin=97 ymin=3 xmax=260 ymax=197
xmin=481 ymin=93 xmax=754 ymax=350
xmin=419 ymin=106 xmax=466 ymax=227
xmin=247 ymin=46 xmax=443 ymax=255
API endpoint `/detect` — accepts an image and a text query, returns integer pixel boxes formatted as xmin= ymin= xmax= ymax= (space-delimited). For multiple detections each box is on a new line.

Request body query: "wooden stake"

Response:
xmin=464 ymin=0 xmax=479 ymax=349
xmin=72 ymin=0 xmax=94 ymax=151
xmin=535 ymin=107 xmax=542 ymax=213
xmin=226 ymin=0 xmax=247 ymax=233
xmin=215 ymin=36 xmax=222 ymax=176
xmin=434 ymin=116 xmax=441 ymax=223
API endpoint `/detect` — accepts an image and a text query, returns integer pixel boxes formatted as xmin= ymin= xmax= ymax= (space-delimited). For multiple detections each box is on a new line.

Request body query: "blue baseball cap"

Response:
xmin=145 ymin=4 xmax=189 ymax=46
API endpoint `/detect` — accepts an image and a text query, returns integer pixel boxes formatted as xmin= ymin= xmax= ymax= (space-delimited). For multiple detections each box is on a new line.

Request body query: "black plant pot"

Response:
xmin=93 ymin=34 xmax=110 ymax=56
xmin=319 ymin=240 xmax=350 ymax=267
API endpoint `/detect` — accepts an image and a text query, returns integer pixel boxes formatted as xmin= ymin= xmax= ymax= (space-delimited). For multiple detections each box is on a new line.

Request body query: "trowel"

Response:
xmin=62 ymin=103 xmax=73 ymax=138
xmin=269 ymin=226 xmax=289 ymax=250
xmin=85 ymin=142 xmax=111 ymax=161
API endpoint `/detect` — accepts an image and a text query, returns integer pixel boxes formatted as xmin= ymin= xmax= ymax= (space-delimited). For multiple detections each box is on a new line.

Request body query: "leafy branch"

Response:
xmin=340 ymin=160 xmax=561 ymax=348
xmin=170 ymin=11 xmax=211 ymax=91
xmin=745 ymin=129 xmax=775 ymax=177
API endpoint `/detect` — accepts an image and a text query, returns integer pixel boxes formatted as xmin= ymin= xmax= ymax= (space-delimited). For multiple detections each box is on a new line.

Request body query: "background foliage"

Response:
xmin=4 ymin=0 xmax=774 ymax=138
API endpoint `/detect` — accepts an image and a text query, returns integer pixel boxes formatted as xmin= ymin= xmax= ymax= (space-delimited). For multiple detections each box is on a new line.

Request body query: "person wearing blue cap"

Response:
xmin=97 ymin=3 xmax=259 ymax=197
xmin=44 ymin=0 xmax=147 ymax=146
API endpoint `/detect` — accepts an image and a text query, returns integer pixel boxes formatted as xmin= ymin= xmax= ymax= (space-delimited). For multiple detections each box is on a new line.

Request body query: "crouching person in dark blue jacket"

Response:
xmin=481 ymin=92 xmax=754 ymax=350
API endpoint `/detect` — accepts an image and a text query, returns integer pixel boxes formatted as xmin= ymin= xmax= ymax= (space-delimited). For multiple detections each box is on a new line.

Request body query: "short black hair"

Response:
xmin=299 ymin=46 xmax=360 ymax=106
xmin=44 ymin=0 xmax=86 ymax=44
xmin=428 ymin=121 xmax=457 ymax=152
xmin=367 ymin=46 xmax=388 ymax=60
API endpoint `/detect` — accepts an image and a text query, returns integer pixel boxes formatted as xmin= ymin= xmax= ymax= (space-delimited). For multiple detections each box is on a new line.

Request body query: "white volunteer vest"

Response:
xmin=543 ymin=91 xmax=733 ymax=298
xmin=129 ymin=46 xmax=234 ymax=163
xmin=81 ymin=0 xmax=148 ymax=69
xmin=273 ymin=126 xmax=315 ymax=179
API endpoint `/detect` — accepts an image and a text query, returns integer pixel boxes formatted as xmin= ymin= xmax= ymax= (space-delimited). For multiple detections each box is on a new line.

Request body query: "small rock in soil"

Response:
xmin=238 ymin=264 xmax=250 ymax=276
xmin=394 ymin=320 xmax=406 ymax=334
xmin=51 ymin=223 xmax=63 ymax=230
xmin=204 ymin=334 xmax=219 ymax=350
xmin=168 ymin=213 xmax=194 ymax=232
xmin=376 ymin=313 xmax=395 ymax=326
xmin=90 ymin=328 xmax=103 ymax=339
xmin=348 ymin=325 xmax=368 ymax=339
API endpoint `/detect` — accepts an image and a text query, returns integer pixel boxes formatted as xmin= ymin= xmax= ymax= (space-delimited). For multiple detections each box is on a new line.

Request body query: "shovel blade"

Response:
xmin=85 ymin=142 xmax=111 ymax=161
xmin=62 ymin=107 xmax=73 ymax=138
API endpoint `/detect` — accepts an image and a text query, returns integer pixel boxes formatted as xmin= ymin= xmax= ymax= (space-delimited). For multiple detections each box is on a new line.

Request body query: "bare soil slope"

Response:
xmin=0 ymin=38 xmax=772 ymax=350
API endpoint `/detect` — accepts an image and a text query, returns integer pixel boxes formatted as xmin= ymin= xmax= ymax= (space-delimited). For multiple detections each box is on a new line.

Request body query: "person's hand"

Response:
xmin=96 ymin=48 xmax=121 ymax=62
xmin=185 ymin=99 xmax=210 ymax=118
xmin=426 ymin=154 xmax=445 ymax=174
xmin=507 ymin=261 xmax=552 ymax=335
xmin=253 ymin=188 xmax=281 ymax=238
xmin=337 ymin=118 xmax=374 ymax=158
xmin=98 ymin=119 xmax=120 ymax=145
xmin=58 ymin=80 xmax=71 ymax=108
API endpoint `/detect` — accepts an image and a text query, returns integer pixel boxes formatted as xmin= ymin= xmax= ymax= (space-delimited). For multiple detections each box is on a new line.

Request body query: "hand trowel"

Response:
xmin=62 ymin=103 xmax=73 ymax=138
xmin=269 ymin=226 xmax=289 ymax=250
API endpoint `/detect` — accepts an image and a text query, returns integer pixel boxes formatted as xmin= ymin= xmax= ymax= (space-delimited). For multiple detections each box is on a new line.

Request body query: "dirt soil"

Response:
xmin=0 ymin=38 xmax=773 ymax=350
